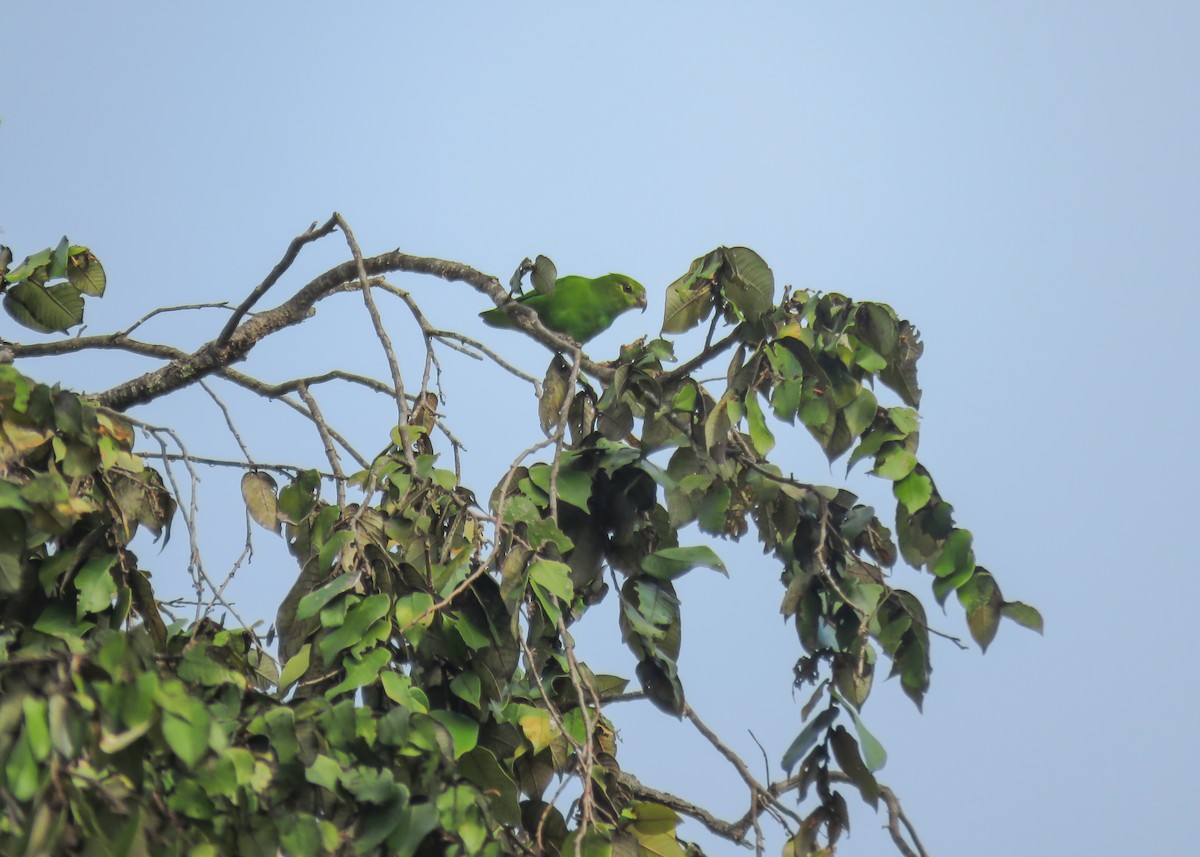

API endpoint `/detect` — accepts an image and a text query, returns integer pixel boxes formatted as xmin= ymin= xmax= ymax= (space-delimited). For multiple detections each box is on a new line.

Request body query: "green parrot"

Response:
xmin=480 ymin=273 xmax=648 ymax=343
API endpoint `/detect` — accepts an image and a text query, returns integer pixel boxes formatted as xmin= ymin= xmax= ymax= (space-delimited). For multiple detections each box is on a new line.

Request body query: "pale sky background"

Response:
xmin=4 ymin=3 xmax=1198 ymax=855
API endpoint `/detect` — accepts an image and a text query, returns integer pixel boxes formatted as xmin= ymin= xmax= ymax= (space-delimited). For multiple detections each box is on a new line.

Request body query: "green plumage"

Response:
xmin=480 ymin=273 xmax=647 ymax=343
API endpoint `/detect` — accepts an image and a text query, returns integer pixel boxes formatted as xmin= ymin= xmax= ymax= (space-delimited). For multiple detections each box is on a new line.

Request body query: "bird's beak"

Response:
xmin=637 ymin=292 xmax=648 ymax=313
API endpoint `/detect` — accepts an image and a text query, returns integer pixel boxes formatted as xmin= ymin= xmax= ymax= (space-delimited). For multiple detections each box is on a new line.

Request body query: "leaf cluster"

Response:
xmin=0 ymin=238 xmax=1041 ymax=857
xmin=1 ymin=238 xmax=106 ymax=334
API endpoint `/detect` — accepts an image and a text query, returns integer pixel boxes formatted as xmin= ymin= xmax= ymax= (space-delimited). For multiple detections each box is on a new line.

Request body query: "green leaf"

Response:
xmin=296 ymin=573 xmax=358 ymax=621
xmin=931 ymin=528 xmax=974 ymax=579
xmin=458 ymin=747 xmax=521 ymax=826
xmin=429 ymin=709 xmax=479 ymax=758
xmin=66 ymin=247 xmax=106 ymax=296
xmin=781 ymin=707 xmax=837 ymax=772
xmin=529 ymin=559 xmax=574 ymax=602
xmin=49 ymin=237 xmax=71 ymax=279
xmin=1002 ymin=601 xmax=1045 ymax=634
xmin=889 ymin=406 xmax=920 ymax=434
xmin=744 ymin=391 xmax=775 ymax=456
xmin=4 ymin=281 xmax=85 ymax=332
xmin=74 ymin=553 xmax=118 ymax=617
xmin=843 ymin=387 xmax=877 ymax=439
xmin=22 ymin=697 xmax=51 ymax=761
xmin=874 ymin=446 xmax=917 ymax=481
xmin=327 ymin=647 xmax=391 ymax=697
xmin=5 ymin=732 xmax=39 ymax=801
xmin=894 ymin=470 xmax=933 ymax=514
xmin=305 ymin=754 xmax=342 ymax=791
xmin=317 ymin=529 xmax=355 ymax=572
xmin=528 ymin=461 xmax=592 ymax=510
xmin=160 ymin=699 xmax=211 ymax=769
xmin=641 ymin=545 xmax=728 ymax=580
xmin=318 ymin=594 xmax=391 ymax=662
xmin=279 ymin=644 xmax=311 ymax=691
xmin=720 ymin=246 xmax=775 ymax=318
xmin=450 ymin=672 xmax=482 ymax=708
xmin=844 ymin=704 xmax=887 ymax=772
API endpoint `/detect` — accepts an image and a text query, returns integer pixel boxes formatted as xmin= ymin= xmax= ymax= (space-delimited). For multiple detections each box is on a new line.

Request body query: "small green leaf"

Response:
xmin=781 ymin=707 xmax=837 ymax=772
xmin=160 ymin=699 xmax=211 ymax=769
xmin=305 ymin=754 xmax=342 ymax=791
xmin=528 ymin=462 xmax=592 ymax=510
xmin=843 ymin=387 xmax=877 ymax=439
xmin=641 ymin=545 xmax=728 ymax=580
xmin=429 ymin=710 xmax=479 ymax=758
xmin=744 ymin=391 xmax=775 ymax=456
xmin=279 ymin=644 xmax=311 ymax=691
xmin=74 ymin=553 xmax=118 ymax=617
xmin=67 ymin=247 xmax=106 ymax=296
xmin=530 ymin=559 xmax=574 ymax=603
xmin=894 ymin=470 xmax=933 ymax=514
xmin=48 ymin=237 xmax=71 ymax=279
xmin=874 ymin=446 xmax=917 ymax=481
xmin=844 ymin=704 xmax=887 ymax=772
xmin=296 ymin=573 xmax=357 ymax=621
xmin=931 ymin=528 xmax=974 ymax=579
xmin=1002 ymin=601 xmax=1044 ymax=634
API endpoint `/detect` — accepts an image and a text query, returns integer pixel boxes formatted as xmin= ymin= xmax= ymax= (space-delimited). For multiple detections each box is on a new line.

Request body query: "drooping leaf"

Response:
xmin=241 ymin=471 xmax=280 ymax=532
xmin=662 ymin=249 xmax=722 ymax=334
xmin=781 ymin=707 xmax=837 ymax=773
xmin=641 ymin=545 xmax=728 ymax=580
xmin=829 ymin=726 xmax=879 ymax=808
xmin=531 ymin=254 xmax=558 ymax=296
xmin=67 ymin=246 xmax=106 ymax=296
xmin=720 ymin=246 xmax=775 ymax=319
xmin=4 ymin=281 xmax=85 ymax=333
xmin=1001 ymin=601 xmax=1045 ymax=634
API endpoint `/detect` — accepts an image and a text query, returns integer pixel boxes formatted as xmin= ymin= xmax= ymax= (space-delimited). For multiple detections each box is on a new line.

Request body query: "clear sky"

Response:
xmin=4 ymin=3 xmax=1198 ymax=854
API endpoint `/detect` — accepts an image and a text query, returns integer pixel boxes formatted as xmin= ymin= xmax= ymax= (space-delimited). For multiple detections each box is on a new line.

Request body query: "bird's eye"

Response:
xmin=622 ymin=282 xmax=633 ymax=294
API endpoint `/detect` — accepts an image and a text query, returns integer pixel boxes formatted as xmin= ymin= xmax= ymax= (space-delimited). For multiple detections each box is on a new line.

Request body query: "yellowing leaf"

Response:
xmin=240 ymin=471 xmax=279 ymax=532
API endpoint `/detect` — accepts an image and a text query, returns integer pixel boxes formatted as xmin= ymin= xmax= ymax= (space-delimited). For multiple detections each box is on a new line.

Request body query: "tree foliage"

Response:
xmin=0 ymin=223 xmax=1040 ymax=856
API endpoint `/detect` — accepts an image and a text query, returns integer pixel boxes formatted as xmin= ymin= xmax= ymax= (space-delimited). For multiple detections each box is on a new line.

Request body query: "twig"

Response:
xmin=295 ymin=382 xmax=346 ymax=507
xmin=217 ymin=216 xmax=338 ymax=345
xmin=199 ymin=381 xmax=254 ymax=464
xmin=333 ymin=213 xmax=416 ymax=469
xmin=134 ymin=451 xmax=335 ymax=479
xmin=120 ymin=302 xmax=234 ymax=337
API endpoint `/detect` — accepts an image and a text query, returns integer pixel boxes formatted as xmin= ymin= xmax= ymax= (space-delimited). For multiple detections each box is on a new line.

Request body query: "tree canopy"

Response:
xmin=0 ymin=220 xmax=1040 ymax=856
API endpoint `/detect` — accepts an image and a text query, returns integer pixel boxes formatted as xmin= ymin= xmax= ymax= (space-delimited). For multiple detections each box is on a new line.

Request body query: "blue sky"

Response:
xmin=4 ymin=3 xmax=1198 ymax=854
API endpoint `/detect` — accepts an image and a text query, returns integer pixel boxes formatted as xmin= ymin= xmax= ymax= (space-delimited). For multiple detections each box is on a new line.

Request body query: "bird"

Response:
xmin=479 ymin=273 xmax=647 ymax=343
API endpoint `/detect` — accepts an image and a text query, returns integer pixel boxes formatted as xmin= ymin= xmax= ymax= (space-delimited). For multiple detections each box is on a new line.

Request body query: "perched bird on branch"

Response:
xmin=480 ymin=273 xmax=647 ymax=343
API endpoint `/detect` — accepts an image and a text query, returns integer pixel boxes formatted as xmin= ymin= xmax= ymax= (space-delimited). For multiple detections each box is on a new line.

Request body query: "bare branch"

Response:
xmin=217 ymin=216 xmax=338 ymax=345
xmin=199 ymin=381 xmax=253 ymax=464
xmin=135 ymin=451 xmax=334 ymax=479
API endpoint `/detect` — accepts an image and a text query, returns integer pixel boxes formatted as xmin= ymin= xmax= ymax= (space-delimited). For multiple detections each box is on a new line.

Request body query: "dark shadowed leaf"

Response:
xmin=4 ymin=281 xmax=85 ymax=333
xmin=720 ymin=246 xmax=775 ymax=319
